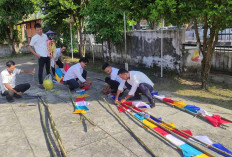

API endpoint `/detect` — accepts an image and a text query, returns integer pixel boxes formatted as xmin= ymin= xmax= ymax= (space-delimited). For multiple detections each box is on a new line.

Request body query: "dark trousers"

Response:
xmin=125 ymin=82 xmax=153 ymax=103
xmin=38 ymin=57 xmax=50 ymax=84
xmin=1 ymin=83 xmax=30 ymax=100
xmin=52 ymin=59 xmax=64 ymax=75
xmin=65 ymin=70 xmax=87 ymax=91
xmin=105 ymin=77 xmax=120 ymax=92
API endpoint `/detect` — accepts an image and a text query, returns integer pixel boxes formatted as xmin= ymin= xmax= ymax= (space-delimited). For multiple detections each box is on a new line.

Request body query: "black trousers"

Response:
xmin=52 ymin=59 xmax=64 ymax=75
xmin=105 ymin=77 xmax=120 ymax=92
xmin=1 ymin=83 xmax=30 ymax=100
xmin=38 ymin=57 xmax=50 ymax=84
xmin=64 ymin=70 xmax=87 ymax=91
xmin=125 ymin=82 xmax=153 ymax=103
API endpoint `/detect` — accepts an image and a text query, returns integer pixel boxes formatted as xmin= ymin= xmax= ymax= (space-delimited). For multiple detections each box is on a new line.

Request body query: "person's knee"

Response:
xmin=25 ymin=83 xmax=31 ymax=89
xmin=105 ymin=77 xmax=110 ymax=83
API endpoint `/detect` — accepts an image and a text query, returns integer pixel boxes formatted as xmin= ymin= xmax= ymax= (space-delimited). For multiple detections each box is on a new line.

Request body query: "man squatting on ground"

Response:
xmin=0 ymin=60 xmax=34 ymax=102
xmin=114 ymin=69 xmax=155 ymax=108
xmin=102 ymin=63 xmax=126 ymax=94
xmin=51 ymin=44 xmax=67 ymax=75
xmin=63 ymin=57 xmax=92 ymax=91
xmin=28 ymin=23 xmax=50 ymax=88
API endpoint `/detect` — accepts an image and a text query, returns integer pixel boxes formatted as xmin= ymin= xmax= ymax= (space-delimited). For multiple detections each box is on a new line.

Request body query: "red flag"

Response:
xmin=64 ymin=64 xmax=70 ymax=72
xmin=81 ymin=85 xmax=91 ymax=90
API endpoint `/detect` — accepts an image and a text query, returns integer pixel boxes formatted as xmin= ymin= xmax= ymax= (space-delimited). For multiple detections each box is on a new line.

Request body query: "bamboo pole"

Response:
xmin=155 ymin=97 xmax=229 ymax=128
xmin=124 ymin=103 xmax=232 ymax=157
xmin=38 ymin=98 xmax=57 ymax=157
xmin=101 ymin=97 xmax=157 ymax=157
xmin=118 ymin=103 xmax=216 ymax=157
xmin=39 ymin=97 xmax=67 ymax=157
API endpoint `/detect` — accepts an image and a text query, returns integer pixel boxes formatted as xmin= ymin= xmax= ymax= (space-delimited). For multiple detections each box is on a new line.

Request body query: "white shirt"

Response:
xmin=118 ymin=71 xmax=154 ymax=96
xmin=29 ymin=33 xmax=49 ymax=57
xmin=63 ymin=63 xmax=85 ymax=82
xmin=51 ymin=48 xmax=62 ymax=67
xmin=110 ymin=67 xmax=122 ymax=83
xmin=0 ymin=68 xmax=21 ymax=94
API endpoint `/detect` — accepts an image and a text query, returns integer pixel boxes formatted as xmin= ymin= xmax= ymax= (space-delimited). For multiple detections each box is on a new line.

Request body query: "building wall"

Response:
xmin=86 ymin=30 xmax=185 ymax=72
xmin=0 ymin=43 xmax=30 ymax=58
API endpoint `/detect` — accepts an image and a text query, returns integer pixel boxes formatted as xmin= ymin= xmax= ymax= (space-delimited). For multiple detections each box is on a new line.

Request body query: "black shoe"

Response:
xmin=6 ymin=95 xmax=14 ymax=103
xmin=150 ymin=100 xmax=156 ymax=108
xmin=128 ymin=95 xmax=142 ymax=101
xmin=14 ymin=93 xmax=22 ymax=99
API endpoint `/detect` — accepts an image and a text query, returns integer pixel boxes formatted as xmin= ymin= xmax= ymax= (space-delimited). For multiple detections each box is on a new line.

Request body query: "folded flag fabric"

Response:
xmin=76 ymin=94 xmax=90 ymax=98
xmin=172 ymin=129 xmax=193 ymax=139
xmin=192 ymin=136 xmax=213 ymax=145
xmin=149 ymin=116 xmax=162 ymax=123
xmin=55 ymin=68 xmax=64 ymax=83
xmin=160 ymin=122 xmax=175 ymax=130
xmin=64 ymin=64 xmax=70 ymax=72
xmin=73 ymin=109 xmax=86 ymax=114
xmin=180 ymin=143 xmax=203 ymax=157
xmin=151 ymin=92 xmax=158 ymax=96
xmin=133 ymin=101 xmax=151 ymax=108
xmin=81 ymin=85 xmax=91 ymax=90
xmin=154 ymin=127 xmax=170 ymax=136
xmin=76 ymin=90 xmax=85 ymax=95
xmin=184 ymin=105 xmax=200 ymax=113
xmin=122 ymin=102 xmax=133 ymax=106
xmin=76 ymin=101 xmax=90 ymax=106
xmin=197 ymin=109 xmax=212 ymax=117
xmin=173 ymin=101 xmax=187 ymax=108
xmin=153 ymin=95 xmax=165 ymax=100
xmin=76 ymin=97 xmax=86 ymax=102
xmin=142 ymin=119 xmax=157 ymax=128
xmin=75 ymin=106 xmax=89 ymax=111
xmin=205 ymin=115 xmax=222 ymax=127
xmin=163 ymin=98 xmax=175 ymax=103
xmin=209 ymin=143 xmax=232 ymax=157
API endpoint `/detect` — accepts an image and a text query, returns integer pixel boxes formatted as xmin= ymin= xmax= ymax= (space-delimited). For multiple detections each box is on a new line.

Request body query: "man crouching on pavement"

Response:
xmin=0 ymin=60 xmax=34 ymax=102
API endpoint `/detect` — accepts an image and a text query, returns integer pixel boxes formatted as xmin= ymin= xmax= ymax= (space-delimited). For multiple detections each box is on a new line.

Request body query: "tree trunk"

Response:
xmin=186 ymin=20 xmax=194 ymax=31
xmin=8 ymin=25 xmax=16 ymax=55
xmin=200 ymin=17 xmax=218 ymax=90
xmin=107 ymin=40 xmax=111 ymax=62
xmin=135 ymin=21 xmax=140 ymax=30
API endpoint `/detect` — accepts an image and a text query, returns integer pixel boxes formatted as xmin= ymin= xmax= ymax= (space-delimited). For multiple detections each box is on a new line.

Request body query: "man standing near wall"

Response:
xmin=28 ymin=23 xmax=50 ymax=89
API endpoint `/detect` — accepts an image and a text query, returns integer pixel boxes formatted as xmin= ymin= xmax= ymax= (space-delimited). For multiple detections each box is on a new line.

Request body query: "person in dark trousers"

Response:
xmin=28 ymin=23 xmax=50 ymax=89
xmin=115 ymin=69 xmax=155 ymax=108
xmin=51 ymin=44 xmax=67 ymax=75
xmin=0 ymin=60 xmax=34 ymax=102
xmin=102 ymin=63 xmax=125 ymax=94
xmin=63 ymin=57 xmax=92 ymax=91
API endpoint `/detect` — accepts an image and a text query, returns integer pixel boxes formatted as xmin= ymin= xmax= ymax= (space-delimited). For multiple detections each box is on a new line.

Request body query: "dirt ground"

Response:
xmin=0 ymin=56 xmax=231 ymax=157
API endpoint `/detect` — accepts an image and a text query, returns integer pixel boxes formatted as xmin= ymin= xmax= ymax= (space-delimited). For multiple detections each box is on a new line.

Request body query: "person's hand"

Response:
xmin=30 ymin=70 xmax=35 ymax=75
xmin=114 ymin=99 xmax=119 ymax=104
xmin=54 ymin=64 xmax=57 ymax=69
xmin=120 ymin=99 xmax=126 ymax=103
xmin=86 ymin=80 xmax=92 ymax=84
xmin=16 ymin=92 xmax=23 ymax=95
xmin=102 ymin=88 xmax=109 ymax=95
xmin=36 ymin=54 xmax=40 ymax=59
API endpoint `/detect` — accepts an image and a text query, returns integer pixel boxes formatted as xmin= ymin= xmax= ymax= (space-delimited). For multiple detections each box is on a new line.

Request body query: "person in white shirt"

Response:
xmin=63 ymin=57 xmax=92 ymax=91
xmin=101 ymin=63 xmax=124 ymax=94
xmin=0 ymin=60 xmax=34 ymax=103
xmin=28 ymin=23 xmax=50 ymax=88
xmin=115 ymin=69 xmax=155 ymax=108
xmin=51 ymin=44 xmax=67 ymax=75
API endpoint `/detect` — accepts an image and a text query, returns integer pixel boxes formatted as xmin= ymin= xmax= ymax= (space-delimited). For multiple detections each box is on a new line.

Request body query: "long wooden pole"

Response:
xmin=124 ymin=103 xmax=232 ymax=157
xmin=118 ymin=103 xmax=215 ymax=157
xmin=155 ymin=97 xmax=229 ymax=128
xmin=39 ymin=97 xmax=67 ymax=157
xmin=38 ymin=98 xmax=57 ymax=157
